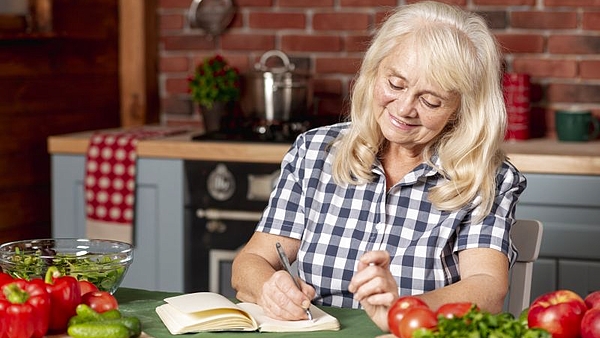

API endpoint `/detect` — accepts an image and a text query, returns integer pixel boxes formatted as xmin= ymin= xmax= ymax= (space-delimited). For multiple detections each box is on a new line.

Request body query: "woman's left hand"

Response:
xmin=348 ymin=250 xmax=399 ymax=331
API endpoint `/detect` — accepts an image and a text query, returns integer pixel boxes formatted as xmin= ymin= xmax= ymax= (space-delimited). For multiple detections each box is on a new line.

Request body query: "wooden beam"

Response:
xmin=119 ymin=0 xmax=147 ymax=127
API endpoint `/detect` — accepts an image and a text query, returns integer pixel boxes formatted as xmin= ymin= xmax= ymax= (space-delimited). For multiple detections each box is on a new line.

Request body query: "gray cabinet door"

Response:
xmin=515 ymin=172 xmax=600 ymax=300
xmin=51 ymin=154 xmax=186 ymax=292
xmin=559 ymin=260 xmax=600 ymax=298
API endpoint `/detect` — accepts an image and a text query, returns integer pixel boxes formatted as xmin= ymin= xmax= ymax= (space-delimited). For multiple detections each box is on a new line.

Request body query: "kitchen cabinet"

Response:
xmin=52 ymin=154 xmax=186 ymax=292
xmin=516 ymin=173 xmax=600 ymax=302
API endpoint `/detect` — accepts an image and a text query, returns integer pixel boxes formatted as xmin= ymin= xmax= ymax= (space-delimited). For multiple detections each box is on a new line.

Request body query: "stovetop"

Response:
xmin=192 ymin=120 xmax=312 ymax=144
xmin=192 ymin=115 xmax=342 ymax=144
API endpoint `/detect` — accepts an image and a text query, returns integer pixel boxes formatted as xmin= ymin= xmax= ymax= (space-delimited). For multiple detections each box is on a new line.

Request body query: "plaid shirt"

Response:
xmin=256 ymin=123 xmax=526 ymax=309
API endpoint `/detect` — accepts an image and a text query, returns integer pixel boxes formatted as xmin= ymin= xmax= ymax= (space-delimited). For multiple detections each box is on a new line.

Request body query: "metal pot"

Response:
xmin=241 ymin=50 xmax=313 ymax=123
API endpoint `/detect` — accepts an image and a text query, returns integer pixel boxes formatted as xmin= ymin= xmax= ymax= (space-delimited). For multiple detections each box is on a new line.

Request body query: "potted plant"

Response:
xmin=188 ymin=54 xmax=241 ymax=132
xmin=188 ymin=54 xmax=240 ymax=109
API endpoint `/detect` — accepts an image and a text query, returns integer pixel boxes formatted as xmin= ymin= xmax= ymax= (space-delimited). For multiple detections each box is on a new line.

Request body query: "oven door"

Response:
xmin=184 ymin=209 xmax=262 ymax=293
xmin=209 ymin=249 xmax=240 ymax=298
xmin=184 ymin=160 xmax=282 ymax=293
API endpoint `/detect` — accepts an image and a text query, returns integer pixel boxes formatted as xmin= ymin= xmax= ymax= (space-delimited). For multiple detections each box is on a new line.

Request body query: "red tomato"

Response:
xmin=528 ymin=289 xmax=587 ymax=338
xmin=387 ymin=296 xmax=429 ymax=337
xmin=81 ymin=291 xmax=118 ymax=313
xmin=398 ymin=307 xmax=438 ymax=338
xmin=435 ymin=302 xmax=476 ymax=319
xmin=78 ymin=280 xmax=99 ymax=296
xmin=581 ymin=308 xmax=600 ymax=338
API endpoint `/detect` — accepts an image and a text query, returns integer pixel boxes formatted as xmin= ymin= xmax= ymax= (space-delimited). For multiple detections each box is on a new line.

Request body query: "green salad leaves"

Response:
xmin=413 ymin=305 xmax=551 ymax=338
xmin=4 ymin=248 xmax=126 ymax=292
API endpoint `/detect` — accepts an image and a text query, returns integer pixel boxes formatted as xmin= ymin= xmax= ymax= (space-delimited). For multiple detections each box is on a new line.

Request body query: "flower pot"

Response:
xmin=200 ymin=101 xmax=234 ymax=133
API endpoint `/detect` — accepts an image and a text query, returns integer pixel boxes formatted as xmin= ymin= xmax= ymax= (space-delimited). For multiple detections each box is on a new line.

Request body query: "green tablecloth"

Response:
xmin=114 ymin=288 xmax=384 ymax=337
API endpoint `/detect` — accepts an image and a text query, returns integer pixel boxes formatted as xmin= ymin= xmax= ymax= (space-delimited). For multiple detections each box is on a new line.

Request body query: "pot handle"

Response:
xmin=256 ymin=50 xmax=295 ymax=73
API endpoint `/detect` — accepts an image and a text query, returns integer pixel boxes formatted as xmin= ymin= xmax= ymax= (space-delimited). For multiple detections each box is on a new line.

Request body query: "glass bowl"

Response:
xmin=0 ymin=238 xmax=133 ymax=294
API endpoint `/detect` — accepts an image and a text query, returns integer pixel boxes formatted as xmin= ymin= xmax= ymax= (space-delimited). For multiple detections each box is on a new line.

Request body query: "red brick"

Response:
xmin=221 ymin=34 xmax=276 ymax=51
xmin=158 ymin=0 xmax=190 ymax=9
xmin=316 ymin=97 xmax=348 ymax=117
xmin=313 ymin=78 xmax=344 ymax=96
xmin=249 ymin=12 xmax=306 ymax=29
xmin=316 ymin=57 xmax=362 ymax=74
xmin=162 ymin=96 xmax=193 ymax=116
xmin=547 ymin=83 xmax=600 ymax=104
xmin=474 ymin=0 xmax=534 ymax=5
xmin=375 ymin=10 xmax=391 ymax=26
xmin=340 ymin=0 xmax=396 ymax=6
xmin=162 ymin=35 xmax=216 ymax=51
xmin=236 ymin=0 xmax=273 ymax=6
xmin=313 ymin=12 xmax=371 ymax=31
xmin=583 ymin=12 xmax=600 ymax=30
xmin=580 ymin=60 xmax=600 ymax=79
xmin=345 ymin=34 xmax=373 ymax=52
xmin=548 ymin=35 xmax=600 ymax=54
xmin=229 ymin=13 xmax=243 ymax=29
xmin=544 ymin=0 xmax=600 ymax=7
xmin=512 ymin=58 xmax=577 ymax=78
xmin=281 ymin=35 xmax=342 ymax=52
xmin=188 ymin=54 xmax=250 ymax=73
xmin=476 ymin=11 xmax=508 ymax=29
xmin=406 ymin=0 xmax=466 ymax=5
xmin=496 ymin=34 xmax=545 ymax=53
xmin=279 ymin=0 xmax=334 ymax=7
xmin=165 ymin=76 xmax=189 ymax=95
xmin=159 ymin=14 xmax=184 ymax=31
xmin=160 ymin=56 xmax=189 ymax=72
xmin=511 ymin=11 xmax=577 ymax=29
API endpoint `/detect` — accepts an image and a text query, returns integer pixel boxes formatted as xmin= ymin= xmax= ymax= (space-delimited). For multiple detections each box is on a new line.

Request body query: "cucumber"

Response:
xmin=75 ymin=304 xmax=103 ymax=321
xmin=101 ymin=309 xmax=123 ymax=320
xmin=67 ymin=322 xmax=130 ymax=338
xmin=70 ymin=305 xmax=123 ymax=326
xmin=103 ymin=317 xmax=142 ymax=338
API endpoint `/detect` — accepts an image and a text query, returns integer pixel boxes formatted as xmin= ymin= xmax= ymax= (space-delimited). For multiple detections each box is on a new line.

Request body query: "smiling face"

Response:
xmin=374 ymin=40 xmax=461 ymax=156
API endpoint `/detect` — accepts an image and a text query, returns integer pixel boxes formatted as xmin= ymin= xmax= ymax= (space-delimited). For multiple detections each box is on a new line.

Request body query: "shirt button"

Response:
xmin=375 ymin=223 xmax=385 ymax=232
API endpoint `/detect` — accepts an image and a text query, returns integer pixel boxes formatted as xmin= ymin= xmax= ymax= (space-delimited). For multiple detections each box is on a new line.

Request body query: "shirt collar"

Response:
xmin=372 ymin=154 xmax=445 ymax=185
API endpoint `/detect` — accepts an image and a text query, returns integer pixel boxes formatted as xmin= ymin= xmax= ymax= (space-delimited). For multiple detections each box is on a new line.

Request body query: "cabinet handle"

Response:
xmin=196 ymin=208 xmax=263 ymax=222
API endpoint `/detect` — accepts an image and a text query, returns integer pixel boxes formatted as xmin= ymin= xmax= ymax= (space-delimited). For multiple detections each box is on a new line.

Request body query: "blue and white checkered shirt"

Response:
xmin=256 ymin=123 xmax=526 ymax=309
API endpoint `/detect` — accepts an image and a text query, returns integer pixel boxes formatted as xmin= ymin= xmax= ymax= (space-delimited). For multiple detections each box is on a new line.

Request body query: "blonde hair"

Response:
xmin=332 ymin=1 xmax=507 ymax=221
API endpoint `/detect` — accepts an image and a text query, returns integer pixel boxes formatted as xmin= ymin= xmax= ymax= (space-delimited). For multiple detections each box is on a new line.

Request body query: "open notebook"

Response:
xmin=155 ymin=292 xmax=340 ymax=334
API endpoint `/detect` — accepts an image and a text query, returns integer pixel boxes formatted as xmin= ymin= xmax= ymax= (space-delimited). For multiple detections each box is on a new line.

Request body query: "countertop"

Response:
xmin=47 ymin=128 xmax=600 ymax=175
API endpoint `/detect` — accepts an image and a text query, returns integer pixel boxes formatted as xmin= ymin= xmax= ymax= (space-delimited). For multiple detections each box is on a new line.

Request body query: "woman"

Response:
xmin=231 ymin=1 xmax=526 ymax=332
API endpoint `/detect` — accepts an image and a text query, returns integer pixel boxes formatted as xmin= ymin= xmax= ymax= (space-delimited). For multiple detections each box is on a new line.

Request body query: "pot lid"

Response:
xmin=254 ymin=50 xmax=296 ymax=74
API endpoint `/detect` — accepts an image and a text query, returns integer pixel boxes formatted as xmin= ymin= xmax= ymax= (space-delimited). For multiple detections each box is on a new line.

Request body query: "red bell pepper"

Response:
xmin=44 ymin=266 xmax=81 ymax=333
xmin=0 ymin=272 xmax=13 ymax=287
xmin=0 ymin=278 xmax=51 ymax=338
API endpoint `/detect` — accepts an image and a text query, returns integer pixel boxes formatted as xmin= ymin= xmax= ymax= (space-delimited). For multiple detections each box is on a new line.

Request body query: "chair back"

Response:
xmin=505 ymin=219 xmax=544 ymax=317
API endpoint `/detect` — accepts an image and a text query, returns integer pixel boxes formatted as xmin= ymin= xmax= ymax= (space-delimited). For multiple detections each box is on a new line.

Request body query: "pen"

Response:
xmin=275 ymin=242 xmax=313 ymax=320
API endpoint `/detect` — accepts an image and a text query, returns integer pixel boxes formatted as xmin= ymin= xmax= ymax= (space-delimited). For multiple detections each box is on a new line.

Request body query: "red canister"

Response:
xmin=503 ymin=73 xmax=531 ymax=140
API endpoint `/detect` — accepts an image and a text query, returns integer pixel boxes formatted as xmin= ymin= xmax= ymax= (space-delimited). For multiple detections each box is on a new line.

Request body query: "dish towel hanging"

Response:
xmin=84 ymin=127 xmax=187 ymax=245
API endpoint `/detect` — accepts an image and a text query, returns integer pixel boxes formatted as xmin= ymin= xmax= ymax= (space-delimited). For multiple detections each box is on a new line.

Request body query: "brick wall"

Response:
xmin=158 ymin=0 xmax=600 ymax=138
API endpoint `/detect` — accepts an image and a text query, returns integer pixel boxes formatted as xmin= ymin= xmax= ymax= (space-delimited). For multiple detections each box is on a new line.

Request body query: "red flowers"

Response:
xmin=188 ymin=54 xmax=241 ymax=109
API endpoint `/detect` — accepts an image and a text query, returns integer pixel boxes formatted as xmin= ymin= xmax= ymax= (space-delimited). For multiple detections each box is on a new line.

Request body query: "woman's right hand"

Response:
xmin=257 ymin=270 xmax=316 ymax=321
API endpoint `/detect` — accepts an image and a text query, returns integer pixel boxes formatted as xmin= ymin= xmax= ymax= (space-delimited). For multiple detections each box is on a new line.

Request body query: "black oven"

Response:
xmin=183 ymin=160 xmax=281 ymax=296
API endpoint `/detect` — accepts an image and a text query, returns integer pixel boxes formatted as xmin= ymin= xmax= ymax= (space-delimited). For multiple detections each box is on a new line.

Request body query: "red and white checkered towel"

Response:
xmin=84 ymin=127 xmax=187 ymax=244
